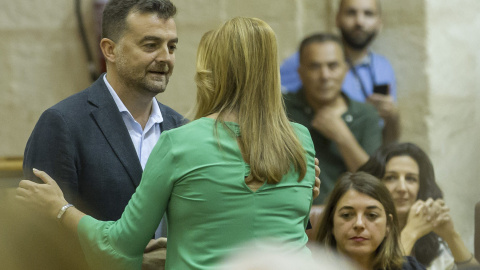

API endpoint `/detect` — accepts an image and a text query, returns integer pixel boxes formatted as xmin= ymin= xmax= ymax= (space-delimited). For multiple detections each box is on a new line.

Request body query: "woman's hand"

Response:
xmin=16 ymin=169 xmax=69 ymax=220
xmin=400 ymin=200 xmax=434 ymax=254
xmin=312 ymin=158 xmax=321 ymax=199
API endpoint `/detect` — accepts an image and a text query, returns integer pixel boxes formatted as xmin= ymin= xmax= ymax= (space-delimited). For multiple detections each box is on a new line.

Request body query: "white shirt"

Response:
xmin=104 ymin=75 xmax=167 ymax=238
xmin=103 ymin=75 xmax=163 ymax=169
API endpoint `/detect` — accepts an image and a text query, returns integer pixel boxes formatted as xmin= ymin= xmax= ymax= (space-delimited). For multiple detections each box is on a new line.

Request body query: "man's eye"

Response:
xmin=144 ymin=43 xmax=157 ymax=49
xmin=346 ymin=10 xmax=357 ymax=16
xmin=169 ymin=45 xmax=177 ymax=51
xmin=328 ymin=63 xmax=338 ymax=70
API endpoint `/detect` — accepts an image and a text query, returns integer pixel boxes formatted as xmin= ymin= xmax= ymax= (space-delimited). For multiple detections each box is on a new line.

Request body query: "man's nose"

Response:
xmin=318 ymin=66 xmax=330 ymax=80
xmin=354 ymin=13 xmax=366 ymax=27
xmin=155 ymin=45 xmax=172 ymax=62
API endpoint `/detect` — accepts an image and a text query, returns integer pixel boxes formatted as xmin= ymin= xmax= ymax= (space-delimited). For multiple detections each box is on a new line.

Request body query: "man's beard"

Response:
xmin=341 ymin=28 xmax=377 ymax=51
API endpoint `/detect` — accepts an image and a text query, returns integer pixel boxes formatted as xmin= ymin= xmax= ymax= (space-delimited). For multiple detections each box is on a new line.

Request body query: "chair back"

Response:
xmin=306 ymin=205 xmax=325 ymax=241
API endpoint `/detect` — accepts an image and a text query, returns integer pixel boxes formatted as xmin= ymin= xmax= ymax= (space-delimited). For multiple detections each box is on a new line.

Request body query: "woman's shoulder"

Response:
xmin=161 ymin=117 xmax=213 ymax=138
xmin=401 ymin=256 xmax=427 ymax=270
xmin=289 ymin=121 xmax=309 ymax=136
xmin=289 ymin=122 xmax=313 ymax=146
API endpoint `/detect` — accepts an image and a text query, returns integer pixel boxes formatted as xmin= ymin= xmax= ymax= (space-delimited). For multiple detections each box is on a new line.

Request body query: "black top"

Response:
xmin=401 ymin=256 xmax=426 ymax=270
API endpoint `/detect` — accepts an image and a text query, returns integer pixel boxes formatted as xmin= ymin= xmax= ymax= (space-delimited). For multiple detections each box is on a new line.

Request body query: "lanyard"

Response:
xmin=347 ymin=53 xmax=376 ymax=99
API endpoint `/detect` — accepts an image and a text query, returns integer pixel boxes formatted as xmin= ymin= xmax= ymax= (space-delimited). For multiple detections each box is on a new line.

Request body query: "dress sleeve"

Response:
xmin=77 ymin=132 xmax=178 ymax=270
xmin=291 ymin=122 xmax=316 ymax=229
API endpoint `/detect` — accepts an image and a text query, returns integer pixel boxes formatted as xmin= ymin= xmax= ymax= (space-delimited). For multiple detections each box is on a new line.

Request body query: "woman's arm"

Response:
xmin=400 ymin=200 xmax=434 ymax=255
xmin=16 ymin=169 xmax=85 ymax=233
xmin=17 ymin=132 xmax=178 ymax=270
xmin=432 ymin=202 xmax=479 ymax=266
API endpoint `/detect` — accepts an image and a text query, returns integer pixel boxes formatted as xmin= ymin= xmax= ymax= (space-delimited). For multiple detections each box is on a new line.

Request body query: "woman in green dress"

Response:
xmin=16 ymin=17 xmax=316 ymax=270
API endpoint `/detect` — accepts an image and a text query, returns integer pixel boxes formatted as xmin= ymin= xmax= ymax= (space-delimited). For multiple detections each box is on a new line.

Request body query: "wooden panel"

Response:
xmin=0 ymin=157 xmax=23 ymax=172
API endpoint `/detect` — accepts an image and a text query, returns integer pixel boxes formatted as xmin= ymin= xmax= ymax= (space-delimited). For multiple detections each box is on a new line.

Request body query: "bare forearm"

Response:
xmin=335 ymin=131 xmax=369 ymax=172
xmin=442 ymin=231 xmax=479 ymax=265
xmin=400 ymin=228 xmax=419 ymax=255
xmin=60 ymin=207 xmax=86 ymax=236
xmin=382 ymin=113 xmax=400 ymax=145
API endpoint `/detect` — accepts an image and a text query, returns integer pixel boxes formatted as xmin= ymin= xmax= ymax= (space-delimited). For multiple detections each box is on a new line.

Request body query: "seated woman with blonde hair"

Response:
xmin=15 ymin=17 xmax=318 ymax=270
xmin=317 ymin=171 xmax=425 ymax=270
xmin=358 ymin=143 xmax=478 ymax=269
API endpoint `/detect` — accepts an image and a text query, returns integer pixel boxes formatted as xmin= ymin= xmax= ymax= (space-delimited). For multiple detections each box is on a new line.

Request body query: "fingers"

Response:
xmin=315 ymin=158 xmax=321 ymax=177
xmin=424 ymin=198 xmax=435 ymax=221
xmin=312 ymin=176 xmax=321 ymax=199
xmin=145 ymin=238 xmax=168 ymax=252
xmin=16 ymin=185 xmax=30 ymax=199
xmin=433 ymin=211 xmax=451 ymax=227
xmin=18 ymin=179 xmax=34 ymax=189
xmin=435 ymin=198 xmax=445 ymax=206
xmin=33 ymin=168 xmax=55 ymax=185
xmin=413 ymin=200 xmax=425 ymax=214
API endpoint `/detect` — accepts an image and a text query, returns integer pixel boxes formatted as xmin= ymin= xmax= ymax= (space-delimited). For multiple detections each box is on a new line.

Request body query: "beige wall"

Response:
xmin=426 ymin=0 xmax=480 ymax=249
xmin=0 ymin=0 xmax=477 ymax=250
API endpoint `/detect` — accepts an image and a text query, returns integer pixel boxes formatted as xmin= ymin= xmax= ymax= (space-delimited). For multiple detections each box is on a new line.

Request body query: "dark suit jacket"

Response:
xmin=23 ymin=75 xmax=186 ymax=222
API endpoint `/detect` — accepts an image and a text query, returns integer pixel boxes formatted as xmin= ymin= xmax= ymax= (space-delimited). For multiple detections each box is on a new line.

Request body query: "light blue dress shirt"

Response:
xmin=103 ymin=75 xmax=167 ymax=238
xmin=103 ymin=75 xmax=163 ymax=170
xmin=279 ymin=51 xmax=397 ymax=102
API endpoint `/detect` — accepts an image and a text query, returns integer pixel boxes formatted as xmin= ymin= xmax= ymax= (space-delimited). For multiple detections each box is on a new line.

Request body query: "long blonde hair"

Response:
xmin=194 ymin=17 xmax=306 ymax=184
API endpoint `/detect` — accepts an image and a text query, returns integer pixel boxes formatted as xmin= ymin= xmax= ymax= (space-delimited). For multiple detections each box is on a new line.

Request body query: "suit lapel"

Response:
xmin=87 ymin=77 xmax=143 ymax=187
xmin=158 ymin=101 xmax=177 ymax=132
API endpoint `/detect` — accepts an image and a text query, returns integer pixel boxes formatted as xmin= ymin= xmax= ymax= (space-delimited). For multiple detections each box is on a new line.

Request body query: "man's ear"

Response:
xmin=100 ymin=38 xmax=116 ymax=63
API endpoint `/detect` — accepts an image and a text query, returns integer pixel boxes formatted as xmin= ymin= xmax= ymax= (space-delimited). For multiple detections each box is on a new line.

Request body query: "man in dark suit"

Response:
xmin=23 ymin=0 xmax=184 ymax=269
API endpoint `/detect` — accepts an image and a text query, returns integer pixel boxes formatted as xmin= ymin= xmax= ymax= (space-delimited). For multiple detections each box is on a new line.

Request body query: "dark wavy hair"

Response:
xmin=102 ymin=0 xmax=177 ymax=41
xmin=358 ymin=142 xmax=444 ymax=266
xmin=317 ymin=172 xmax=404 ymax=270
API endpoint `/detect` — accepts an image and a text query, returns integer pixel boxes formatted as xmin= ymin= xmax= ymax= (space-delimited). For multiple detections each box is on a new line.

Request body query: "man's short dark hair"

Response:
xmin=102 ymin=0 xmax=177 ymax=41
xmin=338 ymin=0 xmax=382 ymax=15
xmin=298 ymin=33 xmax=344 ymax=62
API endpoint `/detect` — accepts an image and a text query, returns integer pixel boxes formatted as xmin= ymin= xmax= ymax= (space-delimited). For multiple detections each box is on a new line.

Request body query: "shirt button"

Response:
xmin=345 ymin=115 xmax=353 ymax=123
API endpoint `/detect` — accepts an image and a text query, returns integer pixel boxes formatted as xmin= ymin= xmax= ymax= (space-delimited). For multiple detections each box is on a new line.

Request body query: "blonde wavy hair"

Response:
xmin=194 ymin=17 xmax=306 ymax=184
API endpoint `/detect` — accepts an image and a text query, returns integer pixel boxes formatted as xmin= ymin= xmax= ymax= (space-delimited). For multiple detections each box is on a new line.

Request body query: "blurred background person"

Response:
xmin=358 ymin=143 xmax=479 ymax=269
xmin=280 ymin=0 xmax=399 ymax=145
xmin=284 ymin=33 xmax=382 ymax=204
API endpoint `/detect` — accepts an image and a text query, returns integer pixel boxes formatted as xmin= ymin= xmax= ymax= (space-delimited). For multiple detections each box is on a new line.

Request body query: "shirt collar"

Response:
xmin=348 ymin=51 xmax=372 ymax=67
xmin=103 ymin=74 xmax=163 ymax=124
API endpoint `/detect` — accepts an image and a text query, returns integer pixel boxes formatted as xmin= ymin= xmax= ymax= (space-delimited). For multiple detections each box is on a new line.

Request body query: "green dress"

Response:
xmin=77 ymin=117 xmax=316 ymax=270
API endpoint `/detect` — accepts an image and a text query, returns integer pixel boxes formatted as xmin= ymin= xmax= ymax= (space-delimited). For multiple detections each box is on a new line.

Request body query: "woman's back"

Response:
xmin=160 ymin=118 xmax=315 ymax=268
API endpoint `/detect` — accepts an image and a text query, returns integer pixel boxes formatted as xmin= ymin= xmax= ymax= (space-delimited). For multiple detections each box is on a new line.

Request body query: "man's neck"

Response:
xmin=344 ymin=44 xmax=369 ymax=66
xmin=106 ymin=73 xmax=154 ymax=129
xmin=308 ymin=93 xmax=347 ymax=114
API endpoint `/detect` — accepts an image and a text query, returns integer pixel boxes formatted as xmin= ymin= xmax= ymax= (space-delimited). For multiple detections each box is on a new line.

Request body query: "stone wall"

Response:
xmin=425 ymin=0 xmax=480 ymax=249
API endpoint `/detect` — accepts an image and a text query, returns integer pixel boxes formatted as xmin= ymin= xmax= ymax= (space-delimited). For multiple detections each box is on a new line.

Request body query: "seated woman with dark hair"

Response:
xmin=358 ymin=142 xmax=478 ymax=269
xmin=316 ymin=171 xmax=425 ymax=270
